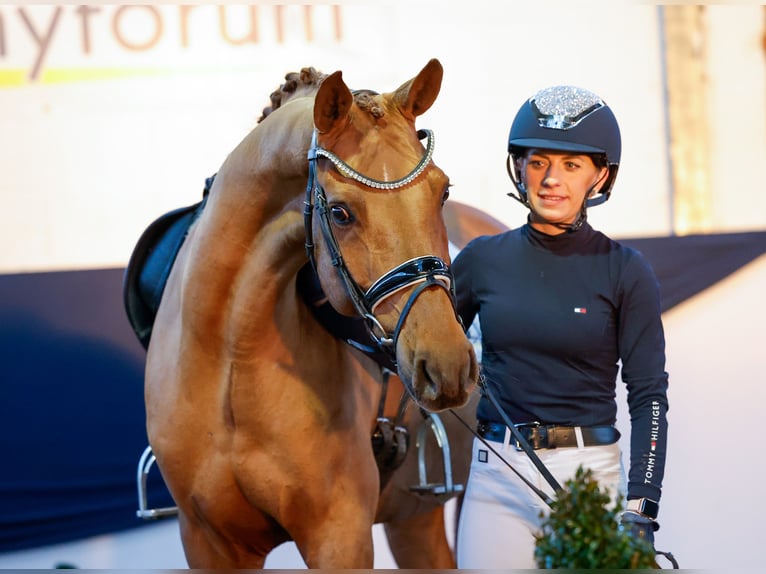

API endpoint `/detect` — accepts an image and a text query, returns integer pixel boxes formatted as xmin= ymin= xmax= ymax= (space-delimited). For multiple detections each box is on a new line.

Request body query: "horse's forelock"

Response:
xmin=353 ymin=91 xmax=385 ymax=119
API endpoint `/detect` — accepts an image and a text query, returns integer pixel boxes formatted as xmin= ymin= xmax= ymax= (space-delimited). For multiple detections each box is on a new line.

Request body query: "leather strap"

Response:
xmin=480 ymin=377 xmax=563 ymax=494
xmin=477 ymin=420 xmax=620 ymax=450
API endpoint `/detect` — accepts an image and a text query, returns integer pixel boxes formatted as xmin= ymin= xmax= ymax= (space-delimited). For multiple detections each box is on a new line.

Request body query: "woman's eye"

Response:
xmin=330 ymin=204 xmax=353 ymax=224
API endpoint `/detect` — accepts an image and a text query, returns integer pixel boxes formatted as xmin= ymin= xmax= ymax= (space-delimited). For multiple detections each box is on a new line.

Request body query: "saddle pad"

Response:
xmin=123 ymin=198 xmax=206 ymax=349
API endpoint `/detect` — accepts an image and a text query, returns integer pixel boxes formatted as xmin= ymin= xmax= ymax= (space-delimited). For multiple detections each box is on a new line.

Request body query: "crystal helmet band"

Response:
xmin=506 ymin=85 xmax=621 ymax=208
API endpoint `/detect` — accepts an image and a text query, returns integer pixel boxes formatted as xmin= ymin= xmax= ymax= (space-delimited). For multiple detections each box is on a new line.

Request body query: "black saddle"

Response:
xmin=123 ymin=196 xmax=207 ymax=349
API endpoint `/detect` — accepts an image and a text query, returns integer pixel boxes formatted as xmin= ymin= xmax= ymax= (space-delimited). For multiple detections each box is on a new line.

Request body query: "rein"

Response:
xmin=303 ymin=128 xmax=455 ymax=371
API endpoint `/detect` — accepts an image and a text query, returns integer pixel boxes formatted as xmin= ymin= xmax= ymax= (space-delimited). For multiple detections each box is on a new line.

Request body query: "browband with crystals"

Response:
xmin=311 ymin=129 xmax=435 ymax=190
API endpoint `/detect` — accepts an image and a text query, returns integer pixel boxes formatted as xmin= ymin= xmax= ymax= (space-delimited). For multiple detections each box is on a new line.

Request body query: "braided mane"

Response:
xmin=258 ymin=67 xmax=327 ymax=123
xmin=258 ymin=66 xmax=385 ymax=123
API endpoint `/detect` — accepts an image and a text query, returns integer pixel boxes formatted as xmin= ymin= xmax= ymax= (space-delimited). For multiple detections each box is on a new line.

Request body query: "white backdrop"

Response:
xmin=4 ymin=2 xmax=764 ymax=275
xmin=2 ymin=0 xmax=675 ymax=274
xmin=2 ymin=1 xmax=766 ymax=569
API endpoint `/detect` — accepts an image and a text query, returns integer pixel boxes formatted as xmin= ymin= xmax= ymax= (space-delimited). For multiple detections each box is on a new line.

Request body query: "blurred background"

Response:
xmin=1 ymin=1 xmax=765 ymax=569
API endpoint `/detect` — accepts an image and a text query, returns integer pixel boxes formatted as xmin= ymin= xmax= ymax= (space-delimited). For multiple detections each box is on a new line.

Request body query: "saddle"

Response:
xmin=123 ymin=193 xmax=208 ymax=350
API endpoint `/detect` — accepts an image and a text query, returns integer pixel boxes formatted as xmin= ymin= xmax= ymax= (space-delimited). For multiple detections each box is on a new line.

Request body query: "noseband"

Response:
xmin=303 ymin=128 xmax=456 ymax=368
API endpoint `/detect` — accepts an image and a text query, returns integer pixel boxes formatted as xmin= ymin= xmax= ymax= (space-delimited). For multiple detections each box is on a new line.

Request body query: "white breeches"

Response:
xmin=456 ymin=436 xmax=627 ymax=569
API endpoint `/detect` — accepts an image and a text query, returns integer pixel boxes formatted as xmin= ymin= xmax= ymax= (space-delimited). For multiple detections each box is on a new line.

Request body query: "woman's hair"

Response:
xmin=590 ymin=154 xmax=608 ymax=169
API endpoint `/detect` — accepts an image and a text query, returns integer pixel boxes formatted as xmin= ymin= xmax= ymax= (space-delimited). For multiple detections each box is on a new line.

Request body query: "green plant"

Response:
xmin=534 ymin=465 xmax=657 ymax=569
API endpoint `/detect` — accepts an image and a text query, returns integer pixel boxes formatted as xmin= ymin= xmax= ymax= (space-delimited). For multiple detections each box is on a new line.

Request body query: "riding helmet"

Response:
xmin=506 ymin=85 xmax=621 ymax=207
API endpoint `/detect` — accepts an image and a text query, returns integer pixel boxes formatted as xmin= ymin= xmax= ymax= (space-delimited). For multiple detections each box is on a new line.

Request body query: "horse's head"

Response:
xmin=306 ymin=59 xmax=478 ymax=411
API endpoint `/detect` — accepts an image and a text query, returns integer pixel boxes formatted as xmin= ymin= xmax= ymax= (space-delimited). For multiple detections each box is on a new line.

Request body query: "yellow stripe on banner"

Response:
xmin=42 ymin=67 xmax=171 ymax=85
xmin=0 ymin=67 xmax=174 ymax=88
xmin=0 ymin=69 xmax=27 ymax=88
xmin=0 ymin=66 xmax=253 ymax=88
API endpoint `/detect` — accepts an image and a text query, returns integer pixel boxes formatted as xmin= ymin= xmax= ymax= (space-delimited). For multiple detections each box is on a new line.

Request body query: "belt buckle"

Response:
xmin=513 ymin=421 xmax=543 ymax=451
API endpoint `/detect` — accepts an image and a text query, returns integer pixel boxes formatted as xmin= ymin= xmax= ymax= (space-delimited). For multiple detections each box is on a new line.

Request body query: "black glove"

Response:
xmin=620 ymin=510 xmax=659 ymax=546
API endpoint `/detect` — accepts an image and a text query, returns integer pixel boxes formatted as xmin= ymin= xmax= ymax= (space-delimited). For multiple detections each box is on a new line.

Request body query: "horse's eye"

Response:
xmin=330 ymin=204 xmax=354 ymax=225
xmin=441 ymin=187 xmax=451 ymax=206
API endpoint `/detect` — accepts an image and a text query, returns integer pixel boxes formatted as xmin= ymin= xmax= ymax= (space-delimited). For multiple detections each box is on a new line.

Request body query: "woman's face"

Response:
xmin=520 ymin=149 xmax=608 ymax=234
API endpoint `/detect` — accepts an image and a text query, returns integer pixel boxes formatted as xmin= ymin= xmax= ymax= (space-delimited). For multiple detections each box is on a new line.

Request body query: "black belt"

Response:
xmin=477 ymin=420 xmax=620 ymax=450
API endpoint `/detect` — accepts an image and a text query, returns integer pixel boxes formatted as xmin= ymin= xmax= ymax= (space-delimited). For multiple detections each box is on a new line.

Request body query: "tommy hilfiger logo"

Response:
xmin=574 ymin=307 xmax=587 ymax=314
xmin=644 ymin=400 xmax=661 ymax=484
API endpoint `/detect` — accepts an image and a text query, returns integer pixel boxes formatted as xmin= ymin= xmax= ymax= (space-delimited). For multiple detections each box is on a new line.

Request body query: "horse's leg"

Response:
xmin=287 ymin=463 xmax=378 ymax=568
xmin=176 ymin=510 xmax=270 ymax=569
xmin=384 ymin=504 xmax=456 ymax=568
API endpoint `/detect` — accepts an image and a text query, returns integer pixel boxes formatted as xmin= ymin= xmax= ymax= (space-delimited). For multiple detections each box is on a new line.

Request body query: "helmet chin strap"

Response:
xmin=528 ymin=204 xmax=587 ymax=233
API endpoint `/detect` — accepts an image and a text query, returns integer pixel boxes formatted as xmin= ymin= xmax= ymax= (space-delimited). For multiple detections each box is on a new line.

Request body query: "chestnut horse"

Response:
xmin=131 ymin=202 xmax=506 ymax=568
xmin=144 ymin=59 xmax=481 ymax=568
xmin=247 ymin=67 xmax=510 ymax=569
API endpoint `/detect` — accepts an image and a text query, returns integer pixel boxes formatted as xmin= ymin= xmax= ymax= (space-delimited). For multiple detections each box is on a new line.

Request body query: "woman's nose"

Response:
xmin=542 ymin=171 xmax=560 ymax=187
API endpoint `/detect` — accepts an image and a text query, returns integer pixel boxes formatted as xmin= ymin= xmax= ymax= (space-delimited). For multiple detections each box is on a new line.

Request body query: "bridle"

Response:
xmin=303 ymin=127 xmax=456 ymax=369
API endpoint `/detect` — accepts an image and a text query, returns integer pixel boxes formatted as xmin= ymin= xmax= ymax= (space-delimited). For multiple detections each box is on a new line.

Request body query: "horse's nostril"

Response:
xmin=418 ymin=359 xmax=438 ymax=401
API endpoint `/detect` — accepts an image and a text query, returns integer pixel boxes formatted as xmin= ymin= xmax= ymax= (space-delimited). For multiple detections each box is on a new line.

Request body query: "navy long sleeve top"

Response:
xmin=453 ymin=221 xmax=669 ymax=502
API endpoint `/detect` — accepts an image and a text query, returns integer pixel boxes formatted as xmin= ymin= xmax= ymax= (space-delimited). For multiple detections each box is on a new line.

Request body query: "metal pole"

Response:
xmin=657 ymin=5 xmax=676 ymax=237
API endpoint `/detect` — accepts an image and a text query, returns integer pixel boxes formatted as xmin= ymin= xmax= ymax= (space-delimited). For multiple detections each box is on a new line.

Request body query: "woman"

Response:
xmin=453 ymin=85 xmax=669 ymax=568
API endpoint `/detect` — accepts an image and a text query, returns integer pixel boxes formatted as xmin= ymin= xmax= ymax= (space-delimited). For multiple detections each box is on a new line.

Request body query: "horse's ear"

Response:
xmin=314 ymin=70 xmax=353 ymax=134
xmin=393 ymin=58 xmax=443 ymax=120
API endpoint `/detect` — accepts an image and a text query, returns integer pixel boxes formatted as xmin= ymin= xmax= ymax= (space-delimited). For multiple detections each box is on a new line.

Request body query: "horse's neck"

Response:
xmin=218 ymin=98 xmax=314 ymax=217
xmin=205 ymin=97 xmax=313 ymax=253
xmin=183 ymin=99 xmax=315 ymax=338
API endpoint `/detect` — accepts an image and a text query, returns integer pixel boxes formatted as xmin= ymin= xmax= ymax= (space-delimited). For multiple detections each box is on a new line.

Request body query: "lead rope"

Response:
xmin=447 ymin=408 xmax=555 ymax=507
xmin=480 ymin=376 xmax=563 ymax=494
